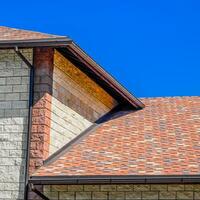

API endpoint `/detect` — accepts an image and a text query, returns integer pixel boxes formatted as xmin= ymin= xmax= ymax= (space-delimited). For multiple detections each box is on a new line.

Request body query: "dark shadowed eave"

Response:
xmin=66 ymin=42 xmax=144 ymax=109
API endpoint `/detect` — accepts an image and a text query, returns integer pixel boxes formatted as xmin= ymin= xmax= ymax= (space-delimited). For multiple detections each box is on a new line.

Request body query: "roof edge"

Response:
xmin=68 ymin=42 xmax=145 ymax=109
xmin=0 ymin=37 xmax=72 ymax=48
xmin=29 ymin=175 xmax=200 ymax=185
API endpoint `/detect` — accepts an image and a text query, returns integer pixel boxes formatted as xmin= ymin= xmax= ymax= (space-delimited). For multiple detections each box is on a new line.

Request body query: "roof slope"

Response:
xmin=0 ymin=26 xmax=66 ymax=41
xmin=33 ymin=96 xmax=200 ymax=177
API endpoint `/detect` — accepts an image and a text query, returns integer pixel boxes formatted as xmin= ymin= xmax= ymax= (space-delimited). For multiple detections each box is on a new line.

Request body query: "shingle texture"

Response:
xmin=0 ymin=26 xmax=65 ymax=41
xmin=33 ymin=96 xmax=200 ymax=176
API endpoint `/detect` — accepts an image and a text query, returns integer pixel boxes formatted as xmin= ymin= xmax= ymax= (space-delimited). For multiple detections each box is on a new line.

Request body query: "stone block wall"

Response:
xmin=0 ymin=49 xmax=31 ymax=200
xmin=49 ymin=51 xmax=118 ymax=155
xmin=44 ymin=184 xmax=200 ymax=200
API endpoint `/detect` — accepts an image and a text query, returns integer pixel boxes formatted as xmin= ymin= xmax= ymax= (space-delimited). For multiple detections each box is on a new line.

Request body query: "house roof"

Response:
xmin=0 ymin=26 xmax=144 ymax=109
xmin=31 ymin=96 xmax=200 ymax=183
xmin=0 ymin=26 xmax=71 ymax=48
xmin=0 ymin=26 xmax=66 ymax=40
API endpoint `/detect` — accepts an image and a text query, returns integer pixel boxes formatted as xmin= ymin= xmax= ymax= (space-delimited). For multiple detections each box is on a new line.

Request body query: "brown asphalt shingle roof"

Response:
xmin=33 ymin=96 xmax=200 ymax=177
xmin=0 ymin=26 xmax=65 ymax=41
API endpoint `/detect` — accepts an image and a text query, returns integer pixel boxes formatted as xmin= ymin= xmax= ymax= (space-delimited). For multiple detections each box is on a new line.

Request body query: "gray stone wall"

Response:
xmin=44 ymin=184 xmax=200 ymax=200
xmin=0 ymin=49 xmax=31 ymax=200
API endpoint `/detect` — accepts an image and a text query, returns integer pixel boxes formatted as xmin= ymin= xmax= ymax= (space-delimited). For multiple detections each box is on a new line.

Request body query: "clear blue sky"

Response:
xmin=1 ymin=0 xmax=200 ymax=97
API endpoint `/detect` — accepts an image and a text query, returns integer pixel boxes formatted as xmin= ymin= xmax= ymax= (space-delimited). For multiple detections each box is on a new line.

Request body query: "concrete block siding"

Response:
xmin=0 ymin=49 xmax=31 ymax=200
xmin=44 ymin=184 xmax=200 ymax=200
xmin=50 ymin=97 xmax=92 ymax=154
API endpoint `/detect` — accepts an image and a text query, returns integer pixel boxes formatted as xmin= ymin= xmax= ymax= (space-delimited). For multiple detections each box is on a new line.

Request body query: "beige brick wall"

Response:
xmin=50 ymin=96 xmax=92 ymax=154
xmin=49 ymin=52 xmax=117 ymax=155
xmin=44 ymin=184 xmax=200 ymax=200
xmin=0 ymin=49 xmax=31 ymax=200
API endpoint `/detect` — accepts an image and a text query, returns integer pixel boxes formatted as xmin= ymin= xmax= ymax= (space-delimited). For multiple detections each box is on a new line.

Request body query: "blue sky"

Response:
xmin=1 ymin=0 xmax=200 ymax=97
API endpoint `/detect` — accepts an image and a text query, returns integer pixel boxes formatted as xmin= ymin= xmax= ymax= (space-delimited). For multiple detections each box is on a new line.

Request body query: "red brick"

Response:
xmin=29 ymin=47 xmax=54 ymax=175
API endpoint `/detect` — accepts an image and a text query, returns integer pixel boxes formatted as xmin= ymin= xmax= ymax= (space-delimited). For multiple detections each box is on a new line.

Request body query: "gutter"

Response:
xmin=29 ymin=175 xmax=200 ymax=185
xmin=0 ymin=37 xmax=72 ymax=48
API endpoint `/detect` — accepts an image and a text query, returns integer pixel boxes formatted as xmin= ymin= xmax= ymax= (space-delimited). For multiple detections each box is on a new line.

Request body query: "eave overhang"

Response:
xmin=65 ymin=42 xmax=145 ymax=109
xmin=0 ymin=38 xmax=144 ymax=109
xmin=0 ymin=37 xmax=72 ymax=48
xmin=29 ymin=175 xmax=200 ymax=185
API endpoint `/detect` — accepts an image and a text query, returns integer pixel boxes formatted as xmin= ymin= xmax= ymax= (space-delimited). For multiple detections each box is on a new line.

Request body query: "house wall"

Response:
xmin=49 ymin=51 xmax=118 ymax=155
xmin=44 ymin=184 xmax=200 ymax=200
xmin=29 ymin=48 xmax=118 ymax=174
xmin=0 ymin=49 xmax=31 ymax=200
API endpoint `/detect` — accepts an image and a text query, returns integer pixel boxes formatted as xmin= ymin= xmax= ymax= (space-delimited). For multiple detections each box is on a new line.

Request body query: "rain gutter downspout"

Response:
xmin=29 ymin=183 xmax=50 ymax=200
xmin=14 ymin=47 xmax=34 ymax=200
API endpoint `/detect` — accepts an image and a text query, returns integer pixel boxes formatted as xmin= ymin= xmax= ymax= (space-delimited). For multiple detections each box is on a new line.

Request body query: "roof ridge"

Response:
xmin=140 ymin=96 xmax=200 ymax=100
